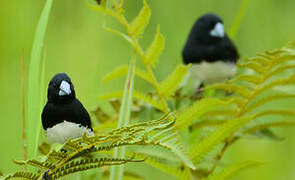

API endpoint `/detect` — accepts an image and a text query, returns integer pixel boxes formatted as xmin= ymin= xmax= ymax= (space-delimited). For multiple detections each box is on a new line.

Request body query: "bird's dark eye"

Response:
xmin=209 ymin=21 xmax=216 ymax=29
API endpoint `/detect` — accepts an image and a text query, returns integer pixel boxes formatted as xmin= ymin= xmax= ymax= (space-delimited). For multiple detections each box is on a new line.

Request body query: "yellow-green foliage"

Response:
xmin=204 ymin=161 xmax=263 ymax=180
xmin=5 ymin=0 xmax=295 ymax=179
xmin=92 ymin=0 xmax=295 ymax=179
xmin=4 ymin=117 xmax=194 ymax=179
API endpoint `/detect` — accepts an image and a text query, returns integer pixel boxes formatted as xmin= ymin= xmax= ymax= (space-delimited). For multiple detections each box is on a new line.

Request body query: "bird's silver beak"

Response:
xmin=210 ymin=22 xmax=224 ymax=38
xmin=59 ymin=80 xmax=71 ymax=96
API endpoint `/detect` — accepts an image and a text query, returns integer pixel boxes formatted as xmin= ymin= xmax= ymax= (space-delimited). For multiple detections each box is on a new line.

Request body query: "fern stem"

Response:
xmin=128 ymin=35 xmax=170 ymax=113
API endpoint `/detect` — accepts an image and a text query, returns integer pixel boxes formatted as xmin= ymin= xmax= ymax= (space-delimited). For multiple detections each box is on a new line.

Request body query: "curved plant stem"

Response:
xmin=229 ymin=0 xmax=251 ymax=39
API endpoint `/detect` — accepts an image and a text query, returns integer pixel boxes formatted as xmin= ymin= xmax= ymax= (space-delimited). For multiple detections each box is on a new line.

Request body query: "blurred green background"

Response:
xmin=1 ymin=0 xmax=295 ymax=179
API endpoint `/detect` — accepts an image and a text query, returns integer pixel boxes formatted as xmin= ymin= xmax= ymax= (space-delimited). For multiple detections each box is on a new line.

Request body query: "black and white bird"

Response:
xmin=182 ymin=13 xmax=239 ymax=86
xmin=41 ymin=73 xmax=94 ymax=144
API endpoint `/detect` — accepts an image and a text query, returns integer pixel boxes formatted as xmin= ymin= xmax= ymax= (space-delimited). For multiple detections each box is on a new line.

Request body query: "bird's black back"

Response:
xmin=182 ymin=13 xmax=239 ymax=64
xmin=42 ymin=98 xmax=92 ymax=130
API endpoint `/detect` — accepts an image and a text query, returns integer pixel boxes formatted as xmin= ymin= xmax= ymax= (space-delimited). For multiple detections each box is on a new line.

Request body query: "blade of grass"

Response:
xmin=26 ymin=0 xmax=53 ymax=159
xmin=34 ymin=49 xmax=47 ymax=156
xmin=110 ymin=57 xmax=136 ymax=180
xmin=229 ymin=0 xmax=250 ymax=39
xmin=21 ymin=49 xmax=26 ymax=165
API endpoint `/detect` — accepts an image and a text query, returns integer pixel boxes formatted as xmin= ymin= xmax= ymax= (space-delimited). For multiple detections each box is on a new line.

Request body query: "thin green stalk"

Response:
xmin=110 ymin=57 xmax=136 ymax=180
xmin=21 ymin=50 xmax=26 ymax=164
xmin=35 ymin=49 xmax=47 ymax=156
xmin=26 ymin=0 xmax=53 ymax=159
xmin=229 ymin=0 xmax=250 ymax=39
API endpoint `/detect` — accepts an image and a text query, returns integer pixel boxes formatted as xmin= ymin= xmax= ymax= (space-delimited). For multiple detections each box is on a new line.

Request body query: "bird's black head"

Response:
xmin=191 ymin=13 xmax=225 ymax=43
xmin=47 ymin=73 xmax=76 ymax=104
xmin=182 ymin=13 xmax=229 ymax=64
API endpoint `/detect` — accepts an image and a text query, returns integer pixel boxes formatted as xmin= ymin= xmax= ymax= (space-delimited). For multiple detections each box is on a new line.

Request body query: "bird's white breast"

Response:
xmin=46 ymin=121 xmax=94 ymax=144
xmin=190 ymin=61 xmax=237 ymax=86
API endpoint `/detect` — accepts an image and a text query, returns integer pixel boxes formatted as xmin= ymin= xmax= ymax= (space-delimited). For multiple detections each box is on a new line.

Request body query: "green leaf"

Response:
xmin=159 ymin=64 xmax=190 ymax=98
xmin=26 ymin=0 xmax=52 ymax=159
xmin=89 ymin=5 xmax=121 ymax=22
xmin=243 ymin=120 xmax=295 ymax=134
xmin=244 ymin=94 xmax=295 ymax=114
xmin=190 ymin=116 xmax=252 ymax=164
xmin=244 ymin=56 xmax=270 ymax=67
xmin=237 ymin=61 xmax=265 ymax=74
xmin=253 ymin=109 xmax=295 ymax=119
xmin=110 ymin=59 xmax=136 ymax=180
xmin=103 ymin=26 xmax=132 ymax=44
xmin=4 ymin=171 xmax=40 ymax=180
xmin=208 ymin=83 xmax=251 ymax=98
xmin=176 ymin=98 xmax=231 ymax=129
xmin=98 ymin=91 xmax=122 ymax=100
xmin=145 ymin=25 xmax=165 ymax=67
xmin=248 ymin=128 xmax=284 ymax=141
xmin=98 ymin=90 xmax=165 ymax=111
xmin=103 ymin=65 xmax=129 ymax=83
xmin=128 ymin=0 xmax=151 ymax=38
xmin=133 ymin=90 xmax=166 ymax=111
xmin=204 ymin=161 xmax=263 ymax=180
xmin=265 ymin=64 xmax=295 ymax=80
xmin=254 ymin=75 xmax=295 ymax=98
xmin=103 ymin=65 xmax=153 ymax=84
xmin=232 ymin=74 xmax=261 ymax=85
xmin=144 ymin=157 xmax=191 ymax=180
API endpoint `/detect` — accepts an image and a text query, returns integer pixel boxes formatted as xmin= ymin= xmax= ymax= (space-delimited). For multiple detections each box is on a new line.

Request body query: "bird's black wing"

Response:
xmin=217 ymin=35 xmax=239 ymax=62
xmin=41 ymin=102 xmax=63 ymax=130
xmin=72 ymin=99 xmax=93 ymax=130
xmin=41 ymin=99 xmax=92 ymax=130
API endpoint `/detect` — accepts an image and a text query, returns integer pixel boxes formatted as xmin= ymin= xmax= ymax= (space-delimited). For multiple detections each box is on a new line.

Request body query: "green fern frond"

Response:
xmin=237 ymin=61 xmax=265 ymax=74
xmin=244 ymin=94 xmax=295 ymax=114
xmin=4 ymin=171 xmax=39 ymax=180
xmin=253 ymin=75 xmax=295 ymax=97
xmin=144 ymin=157 xmax=192 ymax=180
xmin=46 ymin=150 xmax=68 ymax=162
xmin=159 ymin=64 xmax=190 ymax=98
xmin=128 ymin=0 xmax=151 ymax=38
xmin=232 ymin=74 xmax=262 ymax=85
xmin=98 ymin=90 xmax=165 ymax=110
xmin=103 ymin=65 xmax=129 ymax=83
xmin=253 ymin=109 xmax=295 ymax=119
xmin=90 ymin=5 xmax=122 ymax=23
xmin=52 ymin=156 xmax=144 ymax=179
xmin=13 ymin=159 xmax=55 ymax=169
xmin=207 ymin=83 xmax=251 ymax=98
xmin=104 ymin=26 xmax=132 ymax=44
xmin=190 ymin=116 xmax=252 ymax=164
xmin=176 ymin=98 xmax=232 ymax=129
xmin=265 ymin=65 xmax=295 ymax=80
xmin=201 ymin=109 xmax=237 ymax=119
xmin=145 ymin=25 xmax=165 ymax=67
xmin=99 ymin=91 xmax=122 ymax=100
xmin=102 ymin=65 xmax=153 ymax=84
xmin=133 ymin=90 xmax=166 ymax=111
xmin=191 ymin=120 xmax=227 ymax=129
xmin=135 ymin=68 xmax=154 ymax=84
xmin=243 ymin=120 xmax=295 ymax=134
xmin=244 ymin=56 xmax=270 ymax=67
xmin=8 ymin=117 xmax=189 ymax=179
xmin=204 ymin=161 xmax=263 ymax=180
